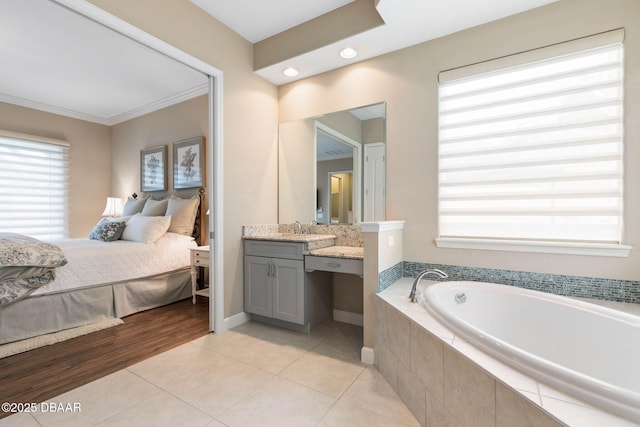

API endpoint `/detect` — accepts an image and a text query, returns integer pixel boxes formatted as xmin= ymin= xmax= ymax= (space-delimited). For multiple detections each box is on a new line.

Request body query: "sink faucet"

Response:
xmin=294 ymin=221 xmax=302 ymax=234
xmin=409 ymin=269 xmax=448 ymax=303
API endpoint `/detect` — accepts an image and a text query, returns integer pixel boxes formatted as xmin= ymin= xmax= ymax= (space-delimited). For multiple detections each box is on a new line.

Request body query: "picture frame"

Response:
xmin=173 ymin=136 xmax=205 ymax=189
xmin=140 ymin=145 xmax=168 ymax=192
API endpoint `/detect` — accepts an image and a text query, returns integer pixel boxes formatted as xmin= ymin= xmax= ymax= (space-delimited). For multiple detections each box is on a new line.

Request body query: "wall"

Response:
xmin=280 ymin=0 xmax=640 ymax=282
xmin=110 ymin=95 xmax=209 ymax=233
xmin=0 ymin=102 xmax=111 ymax=238
xmin=89 ymin=0 xmax=279 ymax=319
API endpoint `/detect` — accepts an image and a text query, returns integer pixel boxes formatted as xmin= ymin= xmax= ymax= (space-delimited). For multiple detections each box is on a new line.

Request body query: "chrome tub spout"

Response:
xmin=409 ymin=269 xmax=448 ymax=302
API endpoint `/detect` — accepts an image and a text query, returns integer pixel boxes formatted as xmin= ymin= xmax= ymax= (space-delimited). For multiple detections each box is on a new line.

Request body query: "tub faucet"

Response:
xmin=409 ymin=269 xmax=448 ymax=303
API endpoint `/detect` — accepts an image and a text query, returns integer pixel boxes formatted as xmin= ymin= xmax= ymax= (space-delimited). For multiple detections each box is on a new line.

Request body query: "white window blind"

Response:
xmin=437 ymin=30 xmax=624 ymax=249
xmin=0 ymin=132 xmax=69 ymax=240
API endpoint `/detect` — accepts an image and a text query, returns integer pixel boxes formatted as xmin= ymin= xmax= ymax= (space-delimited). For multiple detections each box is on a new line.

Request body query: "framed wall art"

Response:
xmin=173 ymin=136 xmax=205 ymax=189
xmin=140 ymin=145 xmax=168 ymax=192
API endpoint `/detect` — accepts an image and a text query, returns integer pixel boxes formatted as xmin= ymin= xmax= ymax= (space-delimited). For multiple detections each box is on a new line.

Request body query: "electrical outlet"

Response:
xmin=388 ymin=235 xmax=394 ymax=247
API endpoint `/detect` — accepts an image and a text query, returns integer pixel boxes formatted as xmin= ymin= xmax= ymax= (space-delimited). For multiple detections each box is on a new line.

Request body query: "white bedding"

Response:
xmin=33 ymin=232 xmax=197 ymax=296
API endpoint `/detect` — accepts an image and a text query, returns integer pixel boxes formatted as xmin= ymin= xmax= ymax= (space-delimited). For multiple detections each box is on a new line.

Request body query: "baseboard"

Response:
xmin=333 ymin=309 xmax=363 ymax=326
xmin=361 ymin=346 xmax=375 ymax=364
xmin=223 ymin=311 xmax=250 ymax=330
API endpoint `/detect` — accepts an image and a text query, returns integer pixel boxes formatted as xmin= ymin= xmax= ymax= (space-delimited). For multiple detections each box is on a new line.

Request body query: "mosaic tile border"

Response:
xmin=378 ymin=262 xmax=403 ymax=292
xmin=378 ymin=261 xmax=640 ymax=304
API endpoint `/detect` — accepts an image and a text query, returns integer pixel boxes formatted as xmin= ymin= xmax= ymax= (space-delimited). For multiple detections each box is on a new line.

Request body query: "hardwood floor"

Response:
xmin=0 ymin=297 xmax=209 ymax=419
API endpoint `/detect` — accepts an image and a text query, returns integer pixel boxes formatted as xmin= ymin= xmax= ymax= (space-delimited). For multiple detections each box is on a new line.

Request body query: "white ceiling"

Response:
xmin=0 ymin=0 xmax=208 ymax=126
xmin=193 ymin=0 xmax=557 ymax=85
xmin=0 ymin=0 xmax=557 ymax=125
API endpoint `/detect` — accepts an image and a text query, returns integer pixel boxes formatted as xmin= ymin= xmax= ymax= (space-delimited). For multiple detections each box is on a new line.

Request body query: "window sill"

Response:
xmin=435 ymin=237 xmax=633 ymax=258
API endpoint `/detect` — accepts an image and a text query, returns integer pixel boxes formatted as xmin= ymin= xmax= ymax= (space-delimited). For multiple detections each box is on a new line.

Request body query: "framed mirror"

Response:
xmin=279 ymin=102 xmax=386 ymax=224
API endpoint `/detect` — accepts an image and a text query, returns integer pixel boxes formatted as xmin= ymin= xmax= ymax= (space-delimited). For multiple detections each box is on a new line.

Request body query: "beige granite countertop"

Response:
xmin=242 ymin=233 xmax=337 ymax=251
xmin=242 ymin=233 xmax=336 ymax=243
xmin=307 ymin=245 xmax=364 ymax=260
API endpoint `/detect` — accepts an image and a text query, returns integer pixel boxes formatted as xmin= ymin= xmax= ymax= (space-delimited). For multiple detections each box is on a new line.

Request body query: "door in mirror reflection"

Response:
xmin=329 ymin=172 xmax=353 ymax=224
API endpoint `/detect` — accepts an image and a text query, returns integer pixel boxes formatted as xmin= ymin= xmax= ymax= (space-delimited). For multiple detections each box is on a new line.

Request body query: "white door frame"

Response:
xmin=55 ymin=0 xmax=225 ymax=333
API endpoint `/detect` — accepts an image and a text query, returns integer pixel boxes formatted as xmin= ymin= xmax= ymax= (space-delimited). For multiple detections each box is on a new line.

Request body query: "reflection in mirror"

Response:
xmin=279 ymin=102 xmax=386 ymax=224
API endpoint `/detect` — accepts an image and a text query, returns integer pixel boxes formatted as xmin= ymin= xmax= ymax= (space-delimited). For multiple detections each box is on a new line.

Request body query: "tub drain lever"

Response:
xmin=455 ymin=292 xmax=467 ymax=304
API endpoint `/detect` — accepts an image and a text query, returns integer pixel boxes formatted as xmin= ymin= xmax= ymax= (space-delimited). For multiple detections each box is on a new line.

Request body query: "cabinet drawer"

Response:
xmin=304 ymin=255 xmax=363 ymax=276
xmin=193 ymin=251 xmax=210 ymax=265
xmin=244 ymin=240 xmax=304 ymax=260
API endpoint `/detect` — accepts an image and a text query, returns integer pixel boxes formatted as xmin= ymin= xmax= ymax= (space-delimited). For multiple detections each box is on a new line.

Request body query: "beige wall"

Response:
xmin=110 ymin=96 xmax=208 ymax=198
xmin=89 ymin=0 xmax=279 ymax=318
xmin=280 ymin=0 xmax=640 ymax=281
xmin=0 ymin=102 xmax=111 ymax=238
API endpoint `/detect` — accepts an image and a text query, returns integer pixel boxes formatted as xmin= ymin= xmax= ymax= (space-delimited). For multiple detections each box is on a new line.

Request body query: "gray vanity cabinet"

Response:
xmin=244 ymin=255 xmax=304 ymax=324
xmin=243 ymin=240 xmax=306 ymax=325
xmin=243 ymin=239 xmax=332 ymax=331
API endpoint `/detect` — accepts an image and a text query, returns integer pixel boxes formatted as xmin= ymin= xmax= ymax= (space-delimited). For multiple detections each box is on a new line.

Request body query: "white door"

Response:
xmin=364 ymin=143 xmax=386 ymax=222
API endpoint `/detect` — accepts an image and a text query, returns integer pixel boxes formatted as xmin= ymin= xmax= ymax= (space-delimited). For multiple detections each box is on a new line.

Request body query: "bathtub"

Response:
xmin=418 ymin=281 xmax=640 ymax=423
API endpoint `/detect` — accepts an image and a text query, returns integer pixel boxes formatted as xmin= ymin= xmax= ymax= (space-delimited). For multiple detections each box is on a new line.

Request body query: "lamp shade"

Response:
xmin=102 ymin=197 xmax=124 ymax=217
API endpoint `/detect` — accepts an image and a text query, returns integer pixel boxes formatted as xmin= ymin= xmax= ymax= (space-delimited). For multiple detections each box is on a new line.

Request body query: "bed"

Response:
xmin=0 ymin=188 xmax=206 ymax=345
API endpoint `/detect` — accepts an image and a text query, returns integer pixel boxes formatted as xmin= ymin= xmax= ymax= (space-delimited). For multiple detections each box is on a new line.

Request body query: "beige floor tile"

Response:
xmin=127 ymin=340 xmax=220 ymax=388
xmin=314 ymin=323 xmax=364 ymax=359
xmin=217 ymin=335 xmax=307 ymax=374
xmin=165 ymin=353 xmax=273 ymax=417
xmin=31 ymin=370 xmax=161 ymax=427
xmin=280 ymin=347 xmax=366 ymax=398
xmin=95 ymin=390 xmax=212 ymax=427
xmin=0 ymin=413 xmax=40 ymax=427
xmin=341 ymin=366 xmax=421 ymax=427
xmin=318 ymin=400 xmax=419 ymax=427
xmin=217 ymin=376 xmax=336 ymax=427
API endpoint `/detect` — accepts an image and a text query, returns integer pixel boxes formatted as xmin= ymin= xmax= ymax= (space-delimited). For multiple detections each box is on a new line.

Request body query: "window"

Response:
xmin=0 ymin=131 xmax=69 ymax=240
xmin=437 ymin=29 xmax=629 ymax=256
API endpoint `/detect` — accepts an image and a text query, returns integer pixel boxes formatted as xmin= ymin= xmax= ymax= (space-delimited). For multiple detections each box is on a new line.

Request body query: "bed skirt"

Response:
xmin=0 ymin=268 xmax=191 ymax=345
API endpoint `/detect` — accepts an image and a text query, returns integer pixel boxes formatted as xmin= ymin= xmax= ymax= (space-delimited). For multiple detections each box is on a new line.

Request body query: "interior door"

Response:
xmin=364 ymin=143 xmax=386 ymax=221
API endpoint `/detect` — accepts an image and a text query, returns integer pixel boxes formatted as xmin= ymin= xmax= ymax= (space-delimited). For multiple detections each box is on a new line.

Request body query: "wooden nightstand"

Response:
xmin=189 ymin=245 xmax=210 ymax=304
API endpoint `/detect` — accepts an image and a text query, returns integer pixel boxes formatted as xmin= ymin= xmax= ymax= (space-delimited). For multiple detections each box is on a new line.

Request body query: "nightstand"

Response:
xmin=189 ymin=245 xmax=210 ymax=304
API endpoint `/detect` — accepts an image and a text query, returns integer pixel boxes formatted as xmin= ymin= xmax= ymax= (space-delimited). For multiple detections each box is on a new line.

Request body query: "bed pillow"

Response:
xmin=122 ymin=196 xmax=149 ymax=216
xmin=165 ymin=195 xmax=200 ymax=235
xmin=89 ymin=218 xmax=126 ymax=242
xmin=121 ymin=214 xmax=171 ymax=243
xmin=141 ymin=198 xmax=168 ymax=216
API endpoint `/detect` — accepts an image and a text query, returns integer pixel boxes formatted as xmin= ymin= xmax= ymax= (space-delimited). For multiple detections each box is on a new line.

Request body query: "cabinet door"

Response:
xmin=244 ymin=256 xmax=272 ymax=317
xmin=272 ymin=258 xmax=305 ymax=325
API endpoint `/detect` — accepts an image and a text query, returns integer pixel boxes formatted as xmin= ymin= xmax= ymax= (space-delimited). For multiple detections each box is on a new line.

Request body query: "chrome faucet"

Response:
xmin=409 ymin=269 xmax=448 ymax=303
xmin=294 ymin=221 xmax=302 ymax=234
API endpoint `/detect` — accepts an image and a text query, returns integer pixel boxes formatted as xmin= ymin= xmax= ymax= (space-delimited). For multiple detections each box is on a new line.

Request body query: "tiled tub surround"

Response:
xmin=382 ymin=261 xmax=640 ymax=305
xmin=375 ymin=279 xmax=639 ymax=427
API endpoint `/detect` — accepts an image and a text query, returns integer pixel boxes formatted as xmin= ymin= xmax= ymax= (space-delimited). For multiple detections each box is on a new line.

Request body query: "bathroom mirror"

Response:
xmin=279 ymin=102 xmax=386 ymax=224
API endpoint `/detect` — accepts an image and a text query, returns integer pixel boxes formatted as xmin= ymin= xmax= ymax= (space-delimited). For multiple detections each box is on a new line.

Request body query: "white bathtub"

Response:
xmin=418 ymin=281 xmax=640 ymax=423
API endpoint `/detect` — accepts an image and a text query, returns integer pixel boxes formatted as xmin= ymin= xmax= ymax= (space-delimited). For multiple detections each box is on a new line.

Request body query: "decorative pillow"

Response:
xmin=141 ymin=198 xmax=168 ymax=216
xmin=121 ymin=214 xmax=171 ymax=243
xmin=122 ymin=196 xmax=149 ymax=216
xmin=89 ymin=218 xmax=126 ymax=242
xmin=165 ymin=195 xmax=200 ymax=235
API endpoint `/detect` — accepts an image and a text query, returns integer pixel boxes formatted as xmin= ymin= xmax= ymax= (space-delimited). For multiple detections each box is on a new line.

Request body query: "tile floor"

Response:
xmin=0 ymin=321 xmax=420 ymax=427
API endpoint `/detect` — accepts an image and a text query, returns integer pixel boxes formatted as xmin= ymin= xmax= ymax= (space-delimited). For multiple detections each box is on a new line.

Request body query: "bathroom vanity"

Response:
xmin=243 ymin=229 xmax=363 ymax=333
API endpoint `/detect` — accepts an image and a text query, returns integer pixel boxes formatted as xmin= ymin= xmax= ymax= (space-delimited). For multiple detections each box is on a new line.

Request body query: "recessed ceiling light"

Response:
xmin=339 ymin=47 xmax=358 ymax=59
xmin=282 ymin=67 xmax=299 ymax=77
